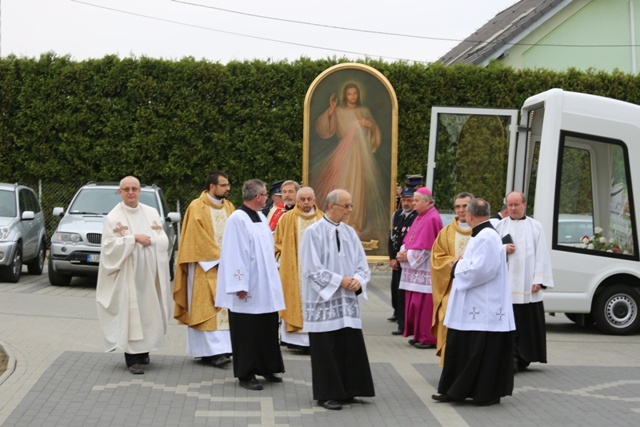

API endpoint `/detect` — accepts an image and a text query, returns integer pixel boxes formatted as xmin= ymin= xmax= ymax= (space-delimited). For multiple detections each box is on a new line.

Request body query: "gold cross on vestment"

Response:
xmin=113 ymin=222 xmax=129 ymax=236
xmin=151 ymin=221 xmax=163 ymax=235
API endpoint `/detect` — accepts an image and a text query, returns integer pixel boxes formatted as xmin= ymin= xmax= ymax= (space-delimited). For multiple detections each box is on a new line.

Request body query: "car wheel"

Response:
xmin=27 ymin=239 xmax=46 ymax=275
xmin=47 ymin=256 xmax=72 ymax=286
xmin=0 ymin=243 xmax=22 ymax=283
xmin=593 ymin=284 xmax=640 ymax=335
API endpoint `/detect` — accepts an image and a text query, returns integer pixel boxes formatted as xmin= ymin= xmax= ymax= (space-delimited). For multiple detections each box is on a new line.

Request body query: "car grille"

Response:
xmin=87 ymin=233 xmax=102 ymax=244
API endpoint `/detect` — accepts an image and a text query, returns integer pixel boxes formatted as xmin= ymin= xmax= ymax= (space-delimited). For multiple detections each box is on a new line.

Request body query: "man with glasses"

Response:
xmin=173 ymin=171 xmax=235 ymax=369
xmin=96 ymin=176 xmax=172 ymax=375
xmin=300 ymin=189 xmax=375 ymax=411
xmin=430 ymin=192 xmax=474 ymax=366
xmin=216 ymin=179 xmax=285 ymax=391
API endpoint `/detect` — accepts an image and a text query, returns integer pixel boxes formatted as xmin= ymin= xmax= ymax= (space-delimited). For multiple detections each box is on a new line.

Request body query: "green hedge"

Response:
xmin=2 ymin=53 xmax=640 ymax=213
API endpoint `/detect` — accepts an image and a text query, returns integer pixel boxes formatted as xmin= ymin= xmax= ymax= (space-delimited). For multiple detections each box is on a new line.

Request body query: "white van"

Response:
xmin=427 ymin=89 xmax=639 ymax=335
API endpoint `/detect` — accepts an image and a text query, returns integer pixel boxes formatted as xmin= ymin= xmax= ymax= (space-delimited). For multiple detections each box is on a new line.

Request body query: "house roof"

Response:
xmin=439 ymin=0 xmax=568 ymax=66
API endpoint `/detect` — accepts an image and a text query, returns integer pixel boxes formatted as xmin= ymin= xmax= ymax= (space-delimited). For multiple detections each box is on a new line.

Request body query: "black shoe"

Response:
xmin=263 ymin=373 xmax=283 ymax=383
xmin=387 ymin=315 xmax=397 ymax=322
xmin=128 ymin=364 xmax=144 ymax=375
xmin=431 ymin=393 xmax=456 ymax=403
xmin=413 ymin=342 xmax=435 ymax=349
xmin=318 ymin=400 xmax=342 ymax=410
xmin=408 ymin=339 xmax=416 ymax=345
xmin=475 ymin=397 xmax=500 ymax=406
xmin=203 ymin=355 xmax=231 ymax=368
xmin=391 ymin=329 xmax=403 ymax=336
xmin=239 ymin=377 xmax=263 ymax=391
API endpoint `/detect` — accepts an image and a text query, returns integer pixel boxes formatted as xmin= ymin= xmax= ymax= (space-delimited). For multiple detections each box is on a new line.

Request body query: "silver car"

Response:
xmin=0 ymin=183 xmax=48 ymax=283
xmin=48 ymin=182 xmax=180 ymax=286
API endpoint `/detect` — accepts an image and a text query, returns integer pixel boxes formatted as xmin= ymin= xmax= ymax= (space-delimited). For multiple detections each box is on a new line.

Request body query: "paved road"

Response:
xmin=1 ymin=265 xmax=640 ymax=426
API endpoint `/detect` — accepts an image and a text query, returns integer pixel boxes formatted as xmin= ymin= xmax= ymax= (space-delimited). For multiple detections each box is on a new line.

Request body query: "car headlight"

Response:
xmin=0 ymin=226 xmax=10 ymax=240
xmin=53 ymin=232 xmax=84 ymax=243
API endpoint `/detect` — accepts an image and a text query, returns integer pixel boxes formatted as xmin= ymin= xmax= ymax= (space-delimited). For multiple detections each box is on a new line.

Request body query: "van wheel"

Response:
xmin=48 ymin=257 xmax=72 ymax=286
xmin=1 ymin=244 xmax=22 ymax=283
xmin=27 ymin=239 xmax=46 ymax=275
xmin=593 ymin=285 xmax=640 ymax=335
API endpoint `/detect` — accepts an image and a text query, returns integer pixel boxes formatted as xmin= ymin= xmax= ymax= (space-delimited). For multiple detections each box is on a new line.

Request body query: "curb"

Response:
xmin=0 ymin=341 xmax=16 ymax=386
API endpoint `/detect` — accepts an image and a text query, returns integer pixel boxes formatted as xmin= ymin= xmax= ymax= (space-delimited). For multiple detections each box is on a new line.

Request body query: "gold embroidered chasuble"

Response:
xmin=173 ymin=192 xmax=234 ymax=330
xmin=430 ymin=218 xmax=472 ymax=366
xmin=274 ymin=205 xmax=324 ymax=333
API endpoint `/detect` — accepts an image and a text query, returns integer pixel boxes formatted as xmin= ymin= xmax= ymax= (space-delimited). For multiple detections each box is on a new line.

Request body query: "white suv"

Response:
xmin=48 ymin=182 xmax=180 ymax=286
xmin=0 ymin=183 xmax=48 ymax=283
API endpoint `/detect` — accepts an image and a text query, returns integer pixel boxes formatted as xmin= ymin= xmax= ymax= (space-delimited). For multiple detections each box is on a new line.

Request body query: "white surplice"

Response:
xmin=300 ymin=217 xmax=370 ymax=333
xmin=495 ymin=217 xmax=554 ymax=304
xmin=444 ymin=223 xmax=515 ymax=332
xmin=215 ymin=209 xmax=285 ymax=314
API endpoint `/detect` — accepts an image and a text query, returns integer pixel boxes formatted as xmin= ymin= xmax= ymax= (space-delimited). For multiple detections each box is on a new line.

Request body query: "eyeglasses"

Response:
xmin=334 ymin=203 xmax=354 ymax=209
xmin=257 ymin=192 xmax=268 ymax=197
xmin=216 ymin=183 xmax=231 ymax=188
xmin=120 ymin=187 xmax=140 ymax=192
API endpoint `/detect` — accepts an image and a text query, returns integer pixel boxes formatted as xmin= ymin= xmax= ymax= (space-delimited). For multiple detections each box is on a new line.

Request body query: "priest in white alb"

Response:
xmin=96 ymin=176 xmax=172 ymax=375
xmin=433 ymin=198 xmax=515 ymax=406
xmin=495 ymin=191 xmax=554 ymax=372
xmin=215 ymin=179 xmax=285 ymax=391
xmin=301 ymin=189 xmax=375 ymax=411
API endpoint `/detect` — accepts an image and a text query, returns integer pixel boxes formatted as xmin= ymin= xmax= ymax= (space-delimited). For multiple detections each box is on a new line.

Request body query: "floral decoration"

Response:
xmin=581 ymin=227 xmax=630 ymax=254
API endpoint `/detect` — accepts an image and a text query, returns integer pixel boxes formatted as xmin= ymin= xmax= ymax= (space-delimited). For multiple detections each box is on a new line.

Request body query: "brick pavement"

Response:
xmin=1 ymin=270 xmax=640 ymax=426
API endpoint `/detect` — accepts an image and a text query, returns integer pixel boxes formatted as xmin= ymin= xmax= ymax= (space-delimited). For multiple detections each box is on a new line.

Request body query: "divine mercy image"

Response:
xmin=305 ymin=65 xmax=396 ymax=257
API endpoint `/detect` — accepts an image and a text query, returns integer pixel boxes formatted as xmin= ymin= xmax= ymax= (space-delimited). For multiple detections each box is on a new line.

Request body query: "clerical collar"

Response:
xmin=471 ymin=219 xmax=494 ymax=237
xmin=323 ymin=215 xmax=340 ymax=226
xmin=301 ymin=207 xmax=316 ymax=216
xmin=458 ymin=221 xmax=471 ymax=230
xmin=511 ymin=216 xmax=527 ymax=221
xmin=285 ymin=204 xmax=294 ymax=211
xmin=206 ymin=192 xmax=223 ymax=205
xmin=239 ymin=204 xmax=261 ymax=223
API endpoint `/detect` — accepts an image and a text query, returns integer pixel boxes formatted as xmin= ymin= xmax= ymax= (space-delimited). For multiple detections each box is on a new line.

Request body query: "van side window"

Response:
xmin=555 ymin=132 xmax=636 ymax=257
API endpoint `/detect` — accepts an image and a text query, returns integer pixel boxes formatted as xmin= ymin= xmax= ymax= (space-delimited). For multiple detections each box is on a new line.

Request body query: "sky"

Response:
xmin=1 ymin=0 xmax=520 ymax=64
